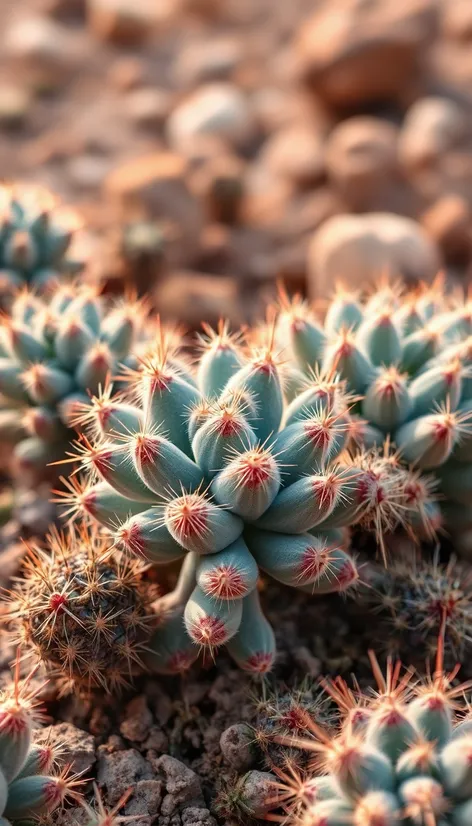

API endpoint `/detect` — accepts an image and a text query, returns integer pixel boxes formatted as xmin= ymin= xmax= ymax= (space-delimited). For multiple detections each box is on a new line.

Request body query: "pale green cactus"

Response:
xmin=57 ymin=320 xmax=435 ymax=675
xmin=277 ymin=279 xmax=472 ymax=548
xmin=0 ymin=285 xmax=152 ymax=482
xmin=0 ymin=185 xmax=82 ymax=300
xmin=0 ymin=658 xmax=82 ymax=824
xmin=262 ymin=649 xmax=472 ymax=826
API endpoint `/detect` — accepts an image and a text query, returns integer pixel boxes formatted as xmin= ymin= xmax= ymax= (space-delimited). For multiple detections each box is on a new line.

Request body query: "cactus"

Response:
xmin=0 ymin=185 xmax=82 ymax=300
xmin=79 ymin=785 xmax=136 ymax=825
xmin=7 ymin=525 xmax=153 ymax=695
xmin=363 ymin=556 xmax=472 ymax=664
xmin=55 ymin=319 xmax=437 ymax=675
xmin=277 ymin=280 xmax=472 ymax=549
xmin=0 ymin=285 xmax=151 ymax=482
xmin=0 ymin=657 xmax=83 ymax=824
xmin=263 ymin=642 xmax=472 ymax=826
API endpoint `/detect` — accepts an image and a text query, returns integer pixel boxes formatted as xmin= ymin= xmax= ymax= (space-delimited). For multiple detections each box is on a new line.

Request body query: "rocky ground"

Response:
xmin=2 ymin=0 xmax=472 ymax=822
xmin=1 ymin=0 xmax=472 ymax=317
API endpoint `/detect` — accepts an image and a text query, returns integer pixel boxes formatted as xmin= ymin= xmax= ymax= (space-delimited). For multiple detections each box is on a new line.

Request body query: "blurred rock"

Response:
xmin=399 ymin=97 xmax=469 ymax=171
xmin=421 ymin=194 xmax=472 ymax=264
xmin=108 ymin=56 xmax=146 ymax=91
xmin=87 ymin=0 xmax=173 ymax=45
xmin=154 ymin=272 xmax=245 ymax=328
xmin=173 ymin=38 xmax=244 ymax=88
xmin=325 ymin=116 xmax=399 ymax=210
xmin=126 ymin=88 xmax=172 ymax=128
xmin=104 ymin=153 xmax=204 ymax=267
xmin=192 ymin=154 xmax=245 ymax=224
xmin=166 ymin=83 xmax=255 ymax=152
xmin=260 ymin=123 xmax=325 ymax=188
xmin=308 ymin=212 xmax=441 ymax=299
xmin=295 ymin=0 xmax=435 ymax=109
xmin=5 ymin=16 xmax=81 ymax=91
xmin=441 ymin=0 xmax=472 ymax=42
xmin=0 ymin=85 xmax=31 ymax=128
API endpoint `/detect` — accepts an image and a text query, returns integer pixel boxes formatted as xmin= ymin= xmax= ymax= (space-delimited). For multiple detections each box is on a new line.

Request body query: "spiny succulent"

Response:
xmin=55 ymin=318 xmax=433 ymax=675
xmin=7 ymin=525 xmax=154 ymax=696
xmin=264 ymin=642 xmax=472 ymax=826
xmin=0 ymin=657 xmax=83 ymax=824
xmin=0 ymin=284 xmax=151 ymax=482
xmin=364 ymin=556 xmax=472 ymax=664
xmin=0 ymin=185 xmax=82 ymax=300
xmin=77 ymin=785 xmax=138 ymax=825
xmin=252 ymin=680 xmax=331 ymax=771
xmin=277 ymin=278 xmax=472 ymax=550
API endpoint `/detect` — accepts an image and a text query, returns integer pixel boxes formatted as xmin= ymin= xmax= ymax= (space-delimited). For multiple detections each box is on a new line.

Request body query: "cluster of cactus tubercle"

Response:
xmin=0 ymin=184 xmax=82 ymax=299
xmin=0 ymin=284 xmax=151 ymax=480
xmin=55 ymin=316 xmax=438 ymax=675
xmin=277 ymin=278 xmax=472 ymax=548
xmin=264 ymin=636 xmax=472 ymax=826
xmin=7 ymin=525 xmax=153 ymax=696
xmin=0 ymin=657 xmax=83 ymax=824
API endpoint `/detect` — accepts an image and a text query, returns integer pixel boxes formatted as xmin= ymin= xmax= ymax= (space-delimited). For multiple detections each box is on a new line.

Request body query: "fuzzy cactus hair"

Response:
xmin=56 ymin=316 xmax=436 ymax=676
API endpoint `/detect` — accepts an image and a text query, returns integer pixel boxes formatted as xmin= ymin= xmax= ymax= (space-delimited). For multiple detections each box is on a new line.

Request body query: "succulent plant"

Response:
xmin=56 ymin=319 xmax=435 ymax=674
xmin=7 ymin=525 xmax=154 ymax=695
xmin=277 ymin=279 xmax=472 ymax=550
xmin=78 ymin=785 xmax=136 ymax=825
xmin=364 ymin=556 xmax=472 ymax=665
xmin=264 ymin=644 xmax=472 ymax=826
xmin=0 ymin=185 xmax=82 ymax=300
xmin=0 ymin=284 xmax=151 ymax=482
xmin=0 ymin=657 xmax=83 ymax=824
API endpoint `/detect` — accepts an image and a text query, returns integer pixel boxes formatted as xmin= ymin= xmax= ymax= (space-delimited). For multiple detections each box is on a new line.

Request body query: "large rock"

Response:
xmin=325 ymin=116 xmax=399 ymax=210
xmin=104 ymin=153 xmax=204 ymax=267
xmin=166 ymin=83 xmax=255 ymax=151
xmin=87 ymin=0 xmax=173 ymax=44
xmin=308 ymin=213 xmax=441 ymax=299
xmin=295 ymin=0 xmax=435 ymax=109
xmin=399 ymin=97 xmax=469 ymax=170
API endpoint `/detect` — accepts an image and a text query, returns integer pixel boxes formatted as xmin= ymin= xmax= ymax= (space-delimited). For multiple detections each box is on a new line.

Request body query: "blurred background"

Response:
xmin=1 ymin=0 xmax=472 ymax=326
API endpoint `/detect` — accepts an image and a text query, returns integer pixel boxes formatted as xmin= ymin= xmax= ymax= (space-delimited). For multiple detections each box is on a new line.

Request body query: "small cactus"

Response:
xmin=364 ymin=556 xmax=472 ymax=664
xmin=7 ymin=525 xmax=154 ymax=695
xmin=0 ymin=185 xmax=82 ymax=300
xmin=263 ymin=641 xmax=472 ymax=826
xmin=0 ymin=657 xmax=83 ymax=824
xmin=0 ymin=285 xmax=151 ymax=482
xmin=278 ymin=279 xmax=472 ymax=550
xmin=55 ymin=318 xmax=414 ymax=675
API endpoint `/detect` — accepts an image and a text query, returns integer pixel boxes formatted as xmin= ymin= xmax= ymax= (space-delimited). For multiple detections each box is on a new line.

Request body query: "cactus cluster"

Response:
xmin=57 ymin=319 xmax=438 ymax=674
xmin=0 ymin=659 xmax=82 ymax=824
xmin=365 ymin=556 xmax=472 ymax=663
xmin=0 ymin=185 xmax=82 ymax=299
xmin=278 ymin=279 xmax=472 ymax=549
xmin=0 ymin=285 xmax=150 ymax=481
xmin=266 ymin=647 xmax=472 ymax=826
xmin=8 ymin=525 xmax=153 ymax=695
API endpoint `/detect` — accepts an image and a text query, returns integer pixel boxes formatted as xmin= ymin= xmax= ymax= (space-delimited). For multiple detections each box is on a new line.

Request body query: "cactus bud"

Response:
xmin=163 ymin=490 xmax=243 ymax=554
xmin=211 ymin=445 xmax=281 ymax=520
xmin=226 ymin=590 xmax=276 ymax=673
xmin=184 ymin=586 xmax=242 ymax=648
xmin=197 ymin=538 xmax=258 ymax=599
